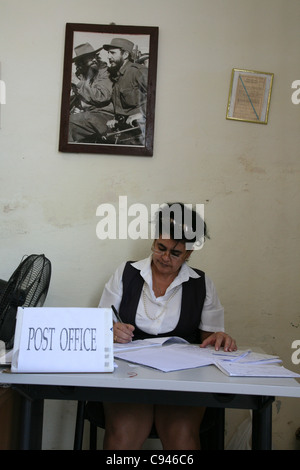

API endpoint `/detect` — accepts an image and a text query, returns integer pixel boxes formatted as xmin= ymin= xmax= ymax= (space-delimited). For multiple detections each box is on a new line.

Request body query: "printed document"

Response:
xmin=114 ymin=337 xmax=300 ymax=377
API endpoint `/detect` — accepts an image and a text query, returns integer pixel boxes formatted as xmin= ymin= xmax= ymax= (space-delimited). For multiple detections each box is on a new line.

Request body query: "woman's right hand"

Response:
xmin=113 ymin=322 xmax=135 ymax=343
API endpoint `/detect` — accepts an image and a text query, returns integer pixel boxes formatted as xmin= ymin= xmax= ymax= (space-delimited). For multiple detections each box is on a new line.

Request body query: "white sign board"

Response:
xmin=11 ymin=307 xmax=114 ymax=373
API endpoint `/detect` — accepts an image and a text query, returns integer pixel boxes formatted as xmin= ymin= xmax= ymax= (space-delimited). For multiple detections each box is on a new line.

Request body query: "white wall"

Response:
xmin=0 ymin=0 xmax=299 ymax=449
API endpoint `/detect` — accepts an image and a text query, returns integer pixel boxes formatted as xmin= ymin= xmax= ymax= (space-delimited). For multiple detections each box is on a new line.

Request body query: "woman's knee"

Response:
xmin=154 ymin=405 xmax=205 ymax=450
xmin=103 ymin=403 xmax=154 ymax=450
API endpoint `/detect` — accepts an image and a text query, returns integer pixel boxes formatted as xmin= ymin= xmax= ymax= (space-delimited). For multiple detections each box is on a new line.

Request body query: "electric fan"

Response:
xmin=0 ymin=254 xmax=51 ymax=348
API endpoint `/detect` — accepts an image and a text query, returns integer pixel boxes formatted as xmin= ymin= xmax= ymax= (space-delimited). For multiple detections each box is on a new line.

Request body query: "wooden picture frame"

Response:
xmin=59 ymin=23 xmax=158 ymax=156
xmin=226 ymin=68 xmax=274 ymax=124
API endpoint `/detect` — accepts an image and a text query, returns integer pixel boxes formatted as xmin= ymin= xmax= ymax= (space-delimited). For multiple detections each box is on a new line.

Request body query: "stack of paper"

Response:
xmin=214 ymin=361 xmax=300 ymax=378
xmin=113 ymin=336 xmax=188 ymax=352
xmin=213 ymin=350 xmax=300 ymax=377
xmin=114 ymin=337 xmax=300 ymax=378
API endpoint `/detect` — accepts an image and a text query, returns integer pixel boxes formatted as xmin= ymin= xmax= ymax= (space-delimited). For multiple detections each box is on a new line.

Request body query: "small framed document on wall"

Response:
xmin=226 ymin=68 xmax=274 ymax=124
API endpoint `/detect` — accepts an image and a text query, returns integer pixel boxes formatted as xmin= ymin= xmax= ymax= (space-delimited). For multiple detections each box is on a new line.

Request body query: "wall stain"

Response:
xmin=238 ymin=156 xmax=266 ymax=174
xmin=1 ymin=197 xmax=27 ymax=214
xmin=275 ymin=400 xmax=281 ymax=414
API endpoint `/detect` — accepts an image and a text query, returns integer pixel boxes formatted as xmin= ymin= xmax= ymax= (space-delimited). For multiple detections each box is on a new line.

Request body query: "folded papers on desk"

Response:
xmin=114 ymin=337 xmax=300 ymax=377
xmin=113 ymin=335 xmax=189 ymax=352
xmin=215 ymin=361 xmax=300 ymax=378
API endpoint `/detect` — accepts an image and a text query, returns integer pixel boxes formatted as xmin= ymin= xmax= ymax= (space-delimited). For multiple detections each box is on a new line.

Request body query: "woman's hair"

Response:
xmin=153 ymin=202 xmax=208 ymax=249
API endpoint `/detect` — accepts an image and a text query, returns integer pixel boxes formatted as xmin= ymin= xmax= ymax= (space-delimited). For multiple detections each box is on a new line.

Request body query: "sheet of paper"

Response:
xmin=234 ymin=351 xmax=281 ymax=365
xmin=114 ymin=343 xmax=247 ymax=372
xmin=113 ymin=336 xmax=189 ymax=353
xmin=233 ymin=74 xmax=266 ymax=121
xmin=115 ymin=343 xmax=215 ymax=372
xmin=114 ymin=339 xmax=161 ymax=352
xmin=215 ymin=361 xmax=300 ymax=378
xmin=212 ymin=349 xmax=251 ymax=361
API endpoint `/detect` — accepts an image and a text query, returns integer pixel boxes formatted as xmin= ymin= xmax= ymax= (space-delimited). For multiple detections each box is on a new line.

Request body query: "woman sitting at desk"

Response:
xmin=99 ymin=202 xmax=236 ymax=450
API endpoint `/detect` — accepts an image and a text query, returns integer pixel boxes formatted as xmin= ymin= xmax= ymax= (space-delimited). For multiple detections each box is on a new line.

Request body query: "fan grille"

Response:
xmin=0 ymin=254 xmax=51 ymax=345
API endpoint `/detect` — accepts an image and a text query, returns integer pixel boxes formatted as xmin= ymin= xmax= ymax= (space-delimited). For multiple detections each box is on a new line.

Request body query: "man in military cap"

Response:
xmin=102 ymin=38 xmax=148 ymax=145
xmin=68 ymin=43 xmax=113 ymax=143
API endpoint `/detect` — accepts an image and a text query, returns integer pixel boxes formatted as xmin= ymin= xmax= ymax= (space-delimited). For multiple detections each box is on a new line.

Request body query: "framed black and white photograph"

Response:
xmin=59 ymin=23 xmax=158 ymax=156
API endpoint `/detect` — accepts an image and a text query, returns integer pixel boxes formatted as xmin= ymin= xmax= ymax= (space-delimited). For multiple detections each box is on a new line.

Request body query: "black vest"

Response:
xmin=118 ymin=261 xmax=206 ymax=343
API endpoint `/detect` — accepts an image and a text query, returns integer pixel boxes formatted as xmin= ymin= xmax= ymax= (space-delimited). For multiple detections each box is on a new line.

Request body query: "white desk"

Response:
xmin=1 ymin=360 xmax=300 ymax=450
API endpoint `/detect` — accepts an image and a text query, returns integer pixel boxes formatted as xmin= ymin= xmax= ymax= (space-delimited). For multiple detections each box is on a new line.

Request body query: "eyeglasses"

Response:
xmin=151 ymin=243 xmax=186 ymax=261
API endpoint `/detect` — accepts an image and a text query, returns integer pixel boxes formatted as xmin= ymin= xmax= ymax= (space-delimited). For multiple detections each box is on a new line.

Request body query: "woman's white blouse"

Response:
xmin=99 ymin=256 xmax=225 ymax=336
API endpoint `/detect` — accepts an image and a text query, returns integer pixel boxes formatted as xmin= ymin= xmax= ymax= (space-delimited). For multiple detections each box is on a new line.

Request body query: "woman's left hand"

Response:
xmin=200 ymin=332 xmax=237 ymax=352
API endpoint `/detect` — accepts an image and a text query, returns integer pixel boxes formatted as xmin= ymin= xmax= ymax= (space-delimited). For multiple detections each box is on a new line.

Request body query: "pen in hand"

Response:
xmin=111 ymin=305 xmax=134 ymax=343
xmin=111 ymin=305 xmax=123 ymax=323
